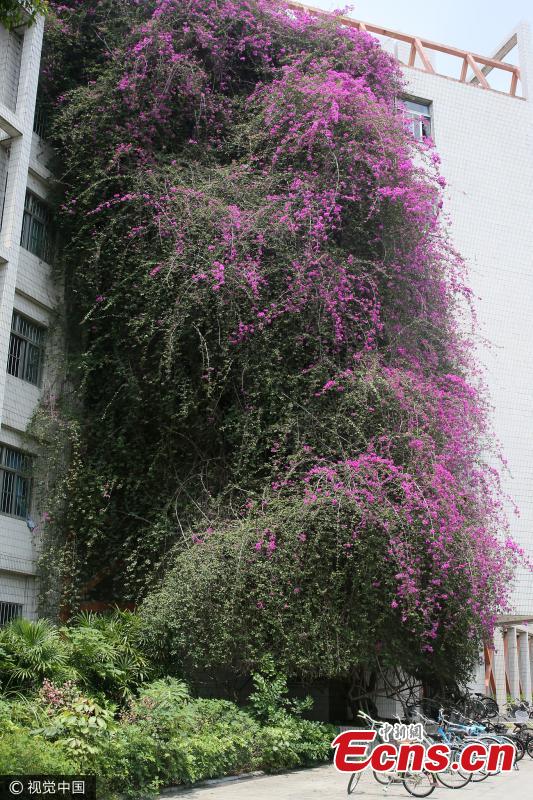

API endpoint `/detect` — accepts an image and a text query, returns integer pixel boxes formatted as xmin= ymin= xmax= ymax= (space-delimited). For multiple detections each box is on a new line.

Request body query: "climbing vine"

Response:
xmin=33 ymin=0 xmax=523 ymax=689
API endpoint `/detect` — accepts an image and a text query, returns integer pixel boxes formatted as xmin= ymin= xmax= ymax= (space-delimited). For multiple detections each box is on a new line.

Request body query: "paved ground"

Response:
xmin=162 ymin=758 xmax=533 ymax=799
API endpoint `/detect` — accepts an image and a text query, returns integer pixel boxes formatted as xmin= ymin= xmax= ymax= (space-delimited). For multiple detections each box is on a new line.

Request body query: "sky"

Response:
xmin=303 ymin=0 xmax=530 ymax=59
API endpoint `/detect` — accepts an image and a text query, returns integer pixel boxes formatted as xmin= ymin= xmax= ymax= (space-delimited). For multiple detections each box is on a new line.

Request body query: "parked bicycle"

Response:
xmin=346 ymin=710 xmax=437 ymax=797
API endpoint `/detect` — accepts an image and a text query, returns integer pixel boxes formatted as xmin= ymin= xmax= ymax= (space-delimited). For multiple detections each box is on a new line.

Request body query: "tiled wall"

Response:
xmin=403 ymin=25 xmax=533 ymax=615
xmin=0 ymin=16 xmax=46 ymax=620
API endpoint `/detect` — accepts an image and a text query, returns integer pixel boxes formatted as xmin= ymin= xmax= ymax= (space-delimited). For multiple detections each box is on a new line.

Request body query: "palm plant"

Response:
xmin=63 ymin=609 xmax=150 ymax=700
xmin=0 ymin=617 xmax=72 ymax=691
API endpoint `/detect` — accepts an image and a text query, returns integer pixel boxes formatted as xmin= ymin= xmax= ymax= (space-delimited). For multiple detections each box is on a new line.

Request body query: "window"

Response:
xmin=7 ymin=312 xmax=45 ymax=386
xmin=20 ymin=190 xmax=53 ymax=262
xmin=0 ymin=601 xmax=23 ymax=626
xmin=33 ymin=99 xmax=48 ymax=139
xmin=0 ymin=445 xmax=32 ymax=519
xmin=402 ymin=98 xmax=432 ymax=141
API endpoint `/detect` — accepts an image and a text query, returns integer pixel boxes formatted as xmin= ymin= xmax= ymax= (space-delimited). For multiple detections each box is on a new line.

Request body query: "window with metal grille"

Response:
xmin=7 ymin=312 xmax=45 ymax=386
xmin=402 ymin=98 xmax=432 ymax=141
xmin=33 ymin=99 xmax=48 ymax=139
xmin=0 ymin=601 xmax=23 ymax=626
xmin=0 ymin=445 xmax=32 ymax=519
xmin=20 ymin=190 xmax=53 ymax=262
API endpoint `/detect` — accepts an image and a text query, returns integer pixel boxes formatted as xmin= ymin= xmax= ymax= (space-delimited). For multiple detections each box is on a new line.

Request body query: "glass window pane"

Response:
xmin=20 ymin=191 xmax=52 ymax=261
xmin=14 ymin=475 xmax=28 ymax=517
xmin=24 ymin=342 xmax=41 ymax=384
xmin=7 ymin=333 xmax=22 ymax=378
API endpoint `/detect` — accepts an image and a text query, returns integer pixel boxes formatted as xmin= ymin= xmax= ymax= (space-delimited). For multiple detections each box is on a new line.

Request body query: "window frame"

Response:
xmin=400 ymin=96 xmax=433 ymax=142
xmin=7 ymin=311 xmax=46 ymax=387
xmin=0 ymin=444 xmax=32 ymax=520
xmin=20 ymin=189 xmax=54 ymax=262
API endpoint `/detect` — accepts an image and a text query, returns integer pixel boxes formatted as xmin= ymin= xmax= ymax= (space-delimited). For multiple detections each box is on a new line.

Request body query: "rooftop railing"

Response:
xmin=286 ymin=2 xmax=522 ymax=99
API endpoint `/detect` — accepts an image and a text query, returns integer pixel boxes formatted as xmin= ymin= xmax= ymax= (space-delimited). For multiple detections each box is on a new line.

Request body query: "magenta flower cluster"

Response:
xmin=45 ymin=0 xmax=527 ymax=657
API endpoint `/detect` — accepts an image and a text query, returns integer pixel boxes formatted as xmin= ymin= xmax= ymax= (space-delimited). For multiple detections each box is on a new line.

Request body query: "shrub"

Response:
xmin=63 ymin=610 xmax=151 ymax=701
xmin=0 ymin=618 xmax=72 ymax=692
xmin=0 ymin=730 xmax=75 ymax=774
xmin=247 ymin=660 xmax=334 ymax=771
xmin=0 ymin=611 xmax=152 ymax=701
xmin=84 ymin=721 xmax=163 ymax=799
xmin=122 ymin=677 xmax=192 ymax=739
xmin=178 ymin=699 xmax=262 ymax=781
xmin=35 ymin=682 xmax=116 ymax=767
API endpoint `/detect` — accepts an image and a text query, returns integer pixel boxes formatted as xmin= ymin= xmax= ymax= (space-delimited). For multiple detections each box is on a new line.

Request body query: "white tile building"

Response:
xmin=0 ymin=12 xmax=58 ymax=623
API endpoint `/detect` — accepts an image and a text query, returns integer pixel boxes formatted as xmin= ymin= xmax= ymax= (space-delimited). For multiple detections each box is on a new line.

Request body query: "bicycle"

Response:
xmin=346 ymin=710 xmax=437 ymax=797
xmin=406 ymin=707 xmax=472 ymax=789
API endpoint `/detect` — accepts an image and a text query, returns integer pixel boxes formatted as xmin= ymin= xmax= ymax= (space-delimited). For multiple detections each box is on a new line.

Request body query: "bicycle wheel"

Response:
xmin=461 ymin=739 xmax=492 ymax=782
xmin=436 ymin=758 xmax=472 ymax=789
xmin=402 ymin=772 xmax=436 ymax=797
xmin=527 ymin=737 xmax=533 ymax=759
xmin=482 ymin=698 xmax=499 ymax=719
xmin=508 ymin=735 xmax=525 ymax=761
xmin=347 ymin=772 xmax=361 ymax=794
xmin=372 ymin=770 xmax=392 ymax=786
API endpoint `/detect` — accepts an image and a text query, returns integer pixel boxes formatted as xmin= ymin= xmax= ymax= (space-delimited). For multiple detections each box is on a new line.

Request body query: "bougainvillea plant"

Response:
xmin=35 ymin=0 xmax=525 ymax=698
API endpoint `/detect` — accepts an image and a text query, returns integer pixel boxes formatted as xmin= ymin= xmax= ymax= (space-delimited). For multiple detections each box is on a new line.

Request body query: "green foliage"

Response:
xmin=140 ymin=493 xmax=480 ymax=691
xmin=0 ymin=618 xmax=72 ymax=691
xmin=0 ymin=730 xmax=74 ymax=774
xmin=247 ymin=659 xmax=334 ymax=771
xmin=0 ymin=667 xmax=334 ymax=796
xmin=36 ymin=686 xmax=116 ymax=766
xmin=63 ymin=611 xmax=150 ymax=700
xmin=0 ymin=0 xmax=47 ymax=30
xmin=0 ymin=611 xmax=150 ymax=700
xmin=249 ymin=656 xmax=312 ymax=724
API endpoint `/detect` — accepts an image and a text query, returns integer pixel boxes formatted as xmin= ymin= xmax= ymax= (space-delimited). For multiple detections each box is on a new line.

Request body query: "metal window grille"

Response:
xmin=7 ymin=312 xmax=45 ymax=386
xmin=0 ymin=601 xmax=23 ymax=626
xmin=402 ymin=99 xmax=432 ymax=141
xmin=0 ymin=445 xmax=32 ymax=519
xmin=33 ymin=100 xmax=48 ymax=139
xmin=20 ymin=190 xmax=53 ymax=262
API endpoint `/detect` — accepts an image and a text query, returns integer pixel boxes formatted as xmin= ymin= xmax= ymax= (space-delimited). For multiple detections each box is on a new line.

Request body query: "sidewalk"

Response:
xmin=161 ymin=758 xmax=533 ymax=799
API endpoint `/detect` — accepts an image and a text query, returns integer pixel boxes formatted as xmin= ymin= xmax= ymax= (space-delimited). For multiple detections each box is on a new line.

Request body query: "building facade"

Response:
xmin=0 ymin=13 xmax=58 ymax=623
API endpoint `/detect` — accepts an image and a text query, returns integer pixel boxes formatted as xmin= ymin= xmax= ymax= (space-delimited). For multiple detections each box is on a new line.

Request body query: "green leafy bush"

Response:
xmin=0 ymin=612 xmax=150 ymax=700
xmin=0 ymin=731 xmax=75 ymax=774
xmin=63 ymin=611 xmax=150 ymax=700
xmin=0 ymin=618 xmax=72 ymax=692
xmin=84 ymin=721 xmax=163 ymax=799
xmin=0 ymin=667 xmax=333 ymax=796
xmin=36 ymin=682 xmax=116 ymax=766
xmin=178 ymin=699 xmax=262 ymax=781
xmin=247 ymin=660 xmax=334 ymax=771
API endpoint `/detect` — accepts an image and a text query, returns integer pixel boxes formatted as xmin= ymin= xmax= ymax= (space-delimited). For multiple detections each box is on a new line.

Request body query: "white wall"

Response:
xmin=0 ymin=16 xmax=46 ymax=620
xmin=403 ymin=24 xmax=533 ymax=615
